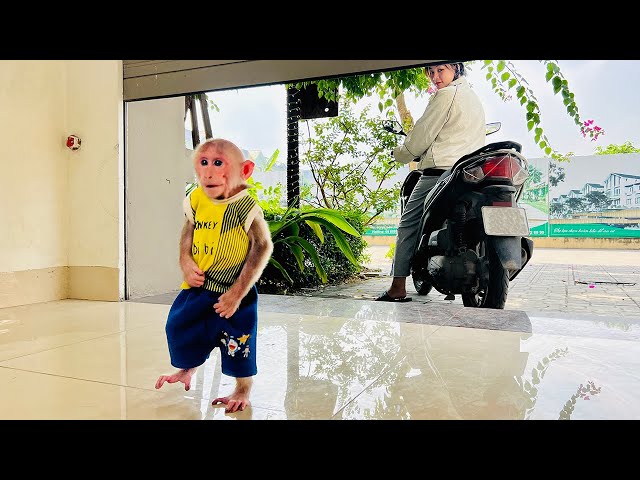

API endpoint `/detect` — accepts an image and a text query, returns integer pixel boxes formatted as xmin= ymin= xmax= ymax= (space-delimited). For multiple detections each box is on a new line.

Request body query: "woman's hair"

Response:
xmin=427 ymin=62 xmax=466 ymax=80
xmin=452 ymin=62 xmax=465 ymax=79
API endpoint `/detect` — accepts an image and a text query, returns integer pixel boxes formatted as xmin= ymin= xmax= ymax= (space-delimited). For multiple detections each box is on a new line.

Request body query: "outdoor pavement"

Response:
xmin=298 ymin=246 xmax=640 ymax=321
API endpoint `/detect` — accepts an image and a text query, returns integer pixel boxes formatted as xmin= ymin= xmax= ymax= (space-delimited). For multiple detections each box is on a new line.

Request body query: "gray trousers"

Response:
xmin=390 ymin=174 xmax=440 ymax=277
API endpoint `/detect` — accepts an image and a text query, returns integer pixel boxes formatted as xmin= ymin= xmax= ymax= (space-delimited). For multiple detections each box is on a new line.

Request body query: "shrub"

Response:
xmin=257 ymin=209 xmax=368 ymax=294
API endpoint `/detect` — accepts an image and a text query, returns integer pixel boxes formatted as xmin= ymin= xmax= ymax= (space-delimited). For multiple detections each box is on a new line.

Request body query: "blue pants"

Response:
xmin=164 ymin=285 xmax=258 ymax=378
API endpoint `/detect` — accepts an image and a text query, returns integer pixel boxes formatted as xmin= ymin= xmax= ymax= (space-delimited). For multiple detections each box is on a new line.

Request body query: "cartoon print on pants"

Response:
xmin=220 ymin=331 xmax=251 ymax=358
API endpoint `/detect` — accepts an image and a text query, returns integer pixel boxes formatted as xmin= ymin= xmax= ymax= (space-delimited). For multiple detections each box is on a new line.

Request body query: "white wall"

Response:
xmin=65 ymin=60 xmax=123 ymax=301
xmin=125 ymin=97 xmax=194 ymax=299
xmin=66 ymin=60 xmax=122 ymax=269
xmin=0 ymin=61 xmax=68 ymax=273
xmin=0 ymin=60 xmax=123 ymax=308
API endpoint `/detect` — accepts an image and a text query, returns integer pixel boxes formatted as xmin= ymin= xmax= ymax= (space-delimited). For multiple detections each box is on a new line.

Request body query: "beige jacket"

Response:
xmin=393 ymin=76 xmax=486 ymax=170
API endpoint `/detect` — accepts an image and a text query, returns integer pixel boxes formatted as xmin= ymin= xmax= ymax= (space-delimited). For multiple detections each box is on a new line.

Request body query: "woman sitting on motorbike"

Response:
xmin=376 ymin=61 xmax=487 ymax=302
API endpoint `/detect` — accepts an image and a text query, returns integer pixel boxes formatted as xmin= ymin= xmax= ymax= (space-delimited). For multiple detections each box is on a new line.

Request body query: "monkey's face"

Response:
xmin=194 ymin=143 xmax=254 ymax=200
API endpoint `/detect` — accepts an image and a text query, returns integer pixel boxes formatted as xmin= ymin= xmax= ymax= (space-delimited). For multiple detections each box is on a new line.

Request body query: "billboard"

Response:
xmin=522 ymin=153 xmax=640 ymax=238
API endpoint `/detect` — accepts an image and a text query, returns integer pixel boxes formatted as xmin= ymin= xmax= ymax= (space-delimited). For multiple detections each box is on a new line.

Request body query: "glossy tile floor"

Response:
xmin=1 ymin=293 xmax=639 ymax=420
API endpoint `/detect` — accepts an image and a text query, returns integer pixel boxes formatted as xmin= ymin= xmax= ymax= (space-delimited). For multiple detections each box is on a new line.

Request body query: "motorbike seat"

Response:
xmin=450 ymin=141 xmax=523 ymax=172
xmin=461 ymin=141 xmax=522 ymax=161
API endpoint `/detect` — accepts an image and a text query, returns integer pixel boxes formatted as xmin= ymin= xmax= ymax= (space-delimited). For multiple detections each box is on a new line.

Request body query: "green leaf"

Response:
xmin=269 ymin=209 xmax=306 ymax=238
xmin=311 ymin=218 xmax=359 ymax=266
xmin=545 ymin=70 xmax=553 ymax=82
xmin=299 ymin=209 xmax=360 ymax=236
xmin=519 ymin=96 xmax=527 ymax=105
xmin=268 ymin=257 xmax=293 ymax=284
xmin=268 ymin=220 xmax=285 ymax=235
xmin=289 ymin=236 xmax=328 ymax=283
xmin=527 ymin=121 xmax=534 ymax=131
xmin=508 ymin=78 xmax=517 ymax=89
xmin=305 ymin=219 xmax=325 ymax=243
xmin=516 ymin=86 xmax=525 ymax=98
xmin=285 ymin=222 xmax=300 ymax=237
xmin=535 ymin=127 xmax=543 ymax=136
xmin=497 ymin=61 xmax=505 ymax=73
xmin=264 ymin=149 xmax=280 ymax=172
xmin=545 ymin=147 xmax=552 ymax=155
xmin=288 ymin=243 xmax=305 ymax=271
xmin=501 ymin=72 xmax=510 ymax=82
xmin=486 ymin=72 xmax=492 ymax=80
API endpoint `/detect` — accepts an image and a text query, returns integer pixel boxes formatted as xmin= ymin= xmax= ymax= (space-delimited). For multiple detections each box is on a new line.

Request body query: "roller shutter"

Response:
xmin=123 ymin=59 xmax=443 ymax=101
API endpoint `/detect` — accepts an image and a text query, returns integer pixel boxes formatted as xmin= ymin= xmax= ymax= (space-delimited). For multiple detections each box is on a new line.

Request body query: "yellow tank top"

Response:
xmin=181 ymin=186 xmax=262 ymax=293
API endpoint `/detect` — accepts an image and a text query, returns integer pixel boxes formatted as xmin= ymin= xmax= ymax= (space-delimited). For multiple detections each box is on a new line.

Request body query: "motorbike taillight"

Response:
xmin=463 ymin=154 xmax=528 ymax=185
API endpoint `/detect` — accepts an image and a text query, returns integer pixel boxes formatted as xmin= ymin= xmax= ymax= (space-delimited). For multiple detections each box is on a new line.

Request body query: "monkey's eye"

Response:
xmin=213 ymin=159 xmax=223 ymax=167
xmin=200 ymin=159 xmax=208 ymax=166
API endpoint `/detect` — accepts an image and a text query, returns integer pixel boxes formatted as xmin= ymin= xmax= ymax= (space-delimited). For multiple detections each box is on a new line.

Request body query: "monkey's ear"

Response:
xmin=241 ymin=159 xmax=255 ymax=180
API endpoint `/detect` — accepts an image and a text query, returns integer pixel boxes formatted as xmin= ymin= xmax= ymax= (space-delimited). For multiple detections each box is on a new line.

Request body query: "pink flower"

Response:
xmin=580 ymin=120 xmax=605 ymax=142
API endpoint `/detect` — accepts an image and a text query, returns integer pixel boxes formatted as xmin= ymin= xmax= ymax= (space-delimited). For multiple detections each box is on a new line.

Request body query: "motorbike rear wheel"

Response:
xmin=412 ymin=274 xmax=433 ymax=295
xmin=462 ymin=239 xmax=509 ymax=309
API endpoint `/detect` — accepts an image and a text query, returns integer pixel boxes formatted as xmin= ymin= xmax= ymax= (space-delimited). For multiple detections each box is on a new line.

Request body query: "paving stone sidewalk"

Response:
xmin=297 ymin=246 xmax=640 ymax=320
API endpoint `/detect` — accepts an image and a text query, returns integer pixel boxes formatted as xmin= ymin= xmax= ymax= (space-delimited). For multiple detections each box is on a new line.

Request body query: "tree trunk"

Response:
xmin=394 ymin=91 xmax=418 ymax=171
xmin=187 ymin=95 xmax=200 ymax=148
xmin=395 ymin=91 xmax=414 ymax=133
xmin=197 ymin=93 xmax=213 ymax=139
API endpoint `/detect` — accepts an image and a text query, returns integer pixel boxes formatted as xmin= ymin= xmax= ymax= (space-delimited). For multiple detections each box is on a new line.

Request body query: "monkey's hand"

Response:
xmin=214 ymin=288 xmax=243 ymax=319
xmin=181 ymin=257 xmax=205 ymax=287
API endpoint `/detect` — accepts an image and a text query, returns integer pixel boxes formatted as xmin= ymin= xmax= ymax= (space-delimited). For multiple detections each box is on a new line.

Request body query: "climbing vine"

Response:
xmin=481 ymin=60 xmax=604 ymax=161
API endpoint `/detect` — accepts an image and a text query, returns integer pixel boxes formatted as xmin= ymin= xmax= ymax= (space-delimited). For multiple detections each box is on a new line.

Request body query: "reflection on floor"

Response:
xmin=1 ymin=295 xmax=638 ymax=419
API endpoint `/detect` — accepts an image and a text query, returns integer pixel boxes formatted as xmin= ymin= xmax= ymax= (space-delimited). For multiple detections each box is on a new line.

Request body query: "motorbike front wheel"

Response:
xmin=462 ymin=239 xmax=509 ymax=309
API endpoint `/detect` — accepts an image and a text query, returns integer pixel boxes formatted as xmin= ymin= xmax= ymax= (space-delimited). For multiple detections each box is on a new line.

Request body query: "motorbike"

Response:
xmin=384 ymin=120 xmax=534 ymax=309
